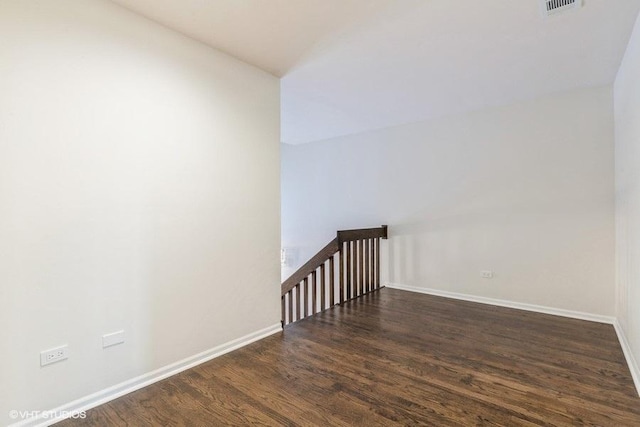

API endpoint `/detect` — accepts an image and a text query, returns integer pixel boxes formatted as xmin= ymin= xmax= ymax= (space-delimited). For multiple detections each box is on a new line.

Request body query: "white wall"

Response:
xmin=615 ymin=10 xmax=640 ymax=388
xmin=282 ymin=86 xmax=615 ymax=316
xmin=0 ymin=0 xmax=280 ymax=424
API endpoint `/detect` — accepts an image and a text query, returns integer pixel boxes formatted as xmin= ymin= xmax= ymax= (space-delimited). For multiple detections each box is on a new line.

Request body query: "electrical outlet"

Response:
xmin=481 ymin=270 xmax=494 ymax=279
xmin=40 ymin=345 xmax=68 ymax=366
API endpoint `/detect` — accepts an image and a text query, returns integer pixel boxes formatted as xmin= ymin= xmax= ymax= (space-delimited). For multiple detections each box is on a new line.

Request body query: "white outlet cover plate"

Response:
xmin=102 ymin=330 xmax=125 ymax=348
xmin=40 ymin=345 xmax=68 ymax=366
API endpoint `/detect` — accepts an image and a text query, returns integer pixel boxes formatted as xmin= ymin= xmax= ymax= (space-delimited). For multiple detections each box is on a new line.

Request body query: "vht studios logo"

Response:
xmin=9 ymin=409 xmax=86 ymax=420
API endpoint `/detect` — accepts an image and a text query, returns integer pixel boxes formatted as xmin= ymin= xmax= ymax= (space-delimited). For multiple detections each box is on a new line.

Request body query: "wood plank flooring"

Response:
xmin=57 ymin=288 xmax=640 ymax=426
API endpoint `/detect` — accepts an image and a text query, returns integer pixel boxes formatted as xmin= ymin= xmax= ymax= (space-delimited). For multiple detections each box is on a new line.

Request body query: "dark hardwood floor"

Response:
xmin=58 ymin=288 xmax=640 ymax=426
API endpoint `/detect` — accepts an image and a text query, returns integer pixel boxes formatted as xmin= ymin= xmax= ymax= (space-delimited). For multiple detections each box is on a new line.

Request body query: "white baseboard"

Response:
xmin=384 ymin=283 xmax=615 ymax=324
xmin=613 ymin=320 xmax=640 ymax=397
xmin=10 ymin=323 xmax=282 ymax=427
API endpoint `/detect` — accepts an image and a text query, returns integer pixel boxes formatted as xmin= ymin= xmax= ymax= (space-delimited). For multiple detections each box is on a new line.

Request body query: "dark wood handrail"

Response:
xmin=281 ymin=238 xmax=339 ymax=295
xmin=281 ymin=225 xmax=387 ymax=326
xmin=338 ymin=225 xmax=387 ymax=243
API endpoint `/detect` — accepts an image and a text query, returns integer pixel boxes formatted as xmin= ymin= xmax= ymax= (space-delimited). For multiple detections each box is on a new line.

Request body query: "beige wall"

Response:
xmin=283 ymin=86 xmax=615 ymax=316
xmin=615 ymin=9 xmax=640 ymax=389
xmin=0 ymin=0 xmax=280 ymax=424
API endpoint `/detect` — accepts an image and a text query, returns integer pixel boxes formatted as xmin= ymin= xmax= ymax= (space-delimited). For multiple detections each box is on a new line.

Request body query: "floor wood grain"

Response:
xmin=57 ymin=288 xmax=640 ymax=426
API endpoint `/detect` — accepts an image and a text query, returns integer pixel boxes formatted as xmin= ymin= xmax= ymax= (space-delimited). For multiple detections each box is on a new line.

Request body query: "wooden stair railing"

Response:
xmin=281 ymin=225 xmax=388 ymax=326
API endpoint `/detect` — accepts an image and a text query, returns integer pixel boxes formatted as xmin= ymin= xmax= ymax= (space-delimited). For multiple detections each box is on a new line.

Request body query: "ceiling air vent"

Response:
xmin=541 ymin=0 xmax=582 ymax=17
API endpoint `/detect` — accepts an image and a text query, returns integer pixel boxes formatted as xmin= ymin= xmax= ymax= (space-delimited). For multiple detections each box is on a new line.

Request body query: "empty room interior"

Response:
xmin=3 ymin=0 xmax=640 ymax=425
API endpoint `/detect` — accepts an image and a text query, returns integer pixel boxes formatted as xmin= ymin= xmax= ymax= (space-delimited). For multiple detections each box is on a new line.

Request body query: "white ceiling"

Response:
xmin=110 ymin=0 xmax=640 ymax=144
